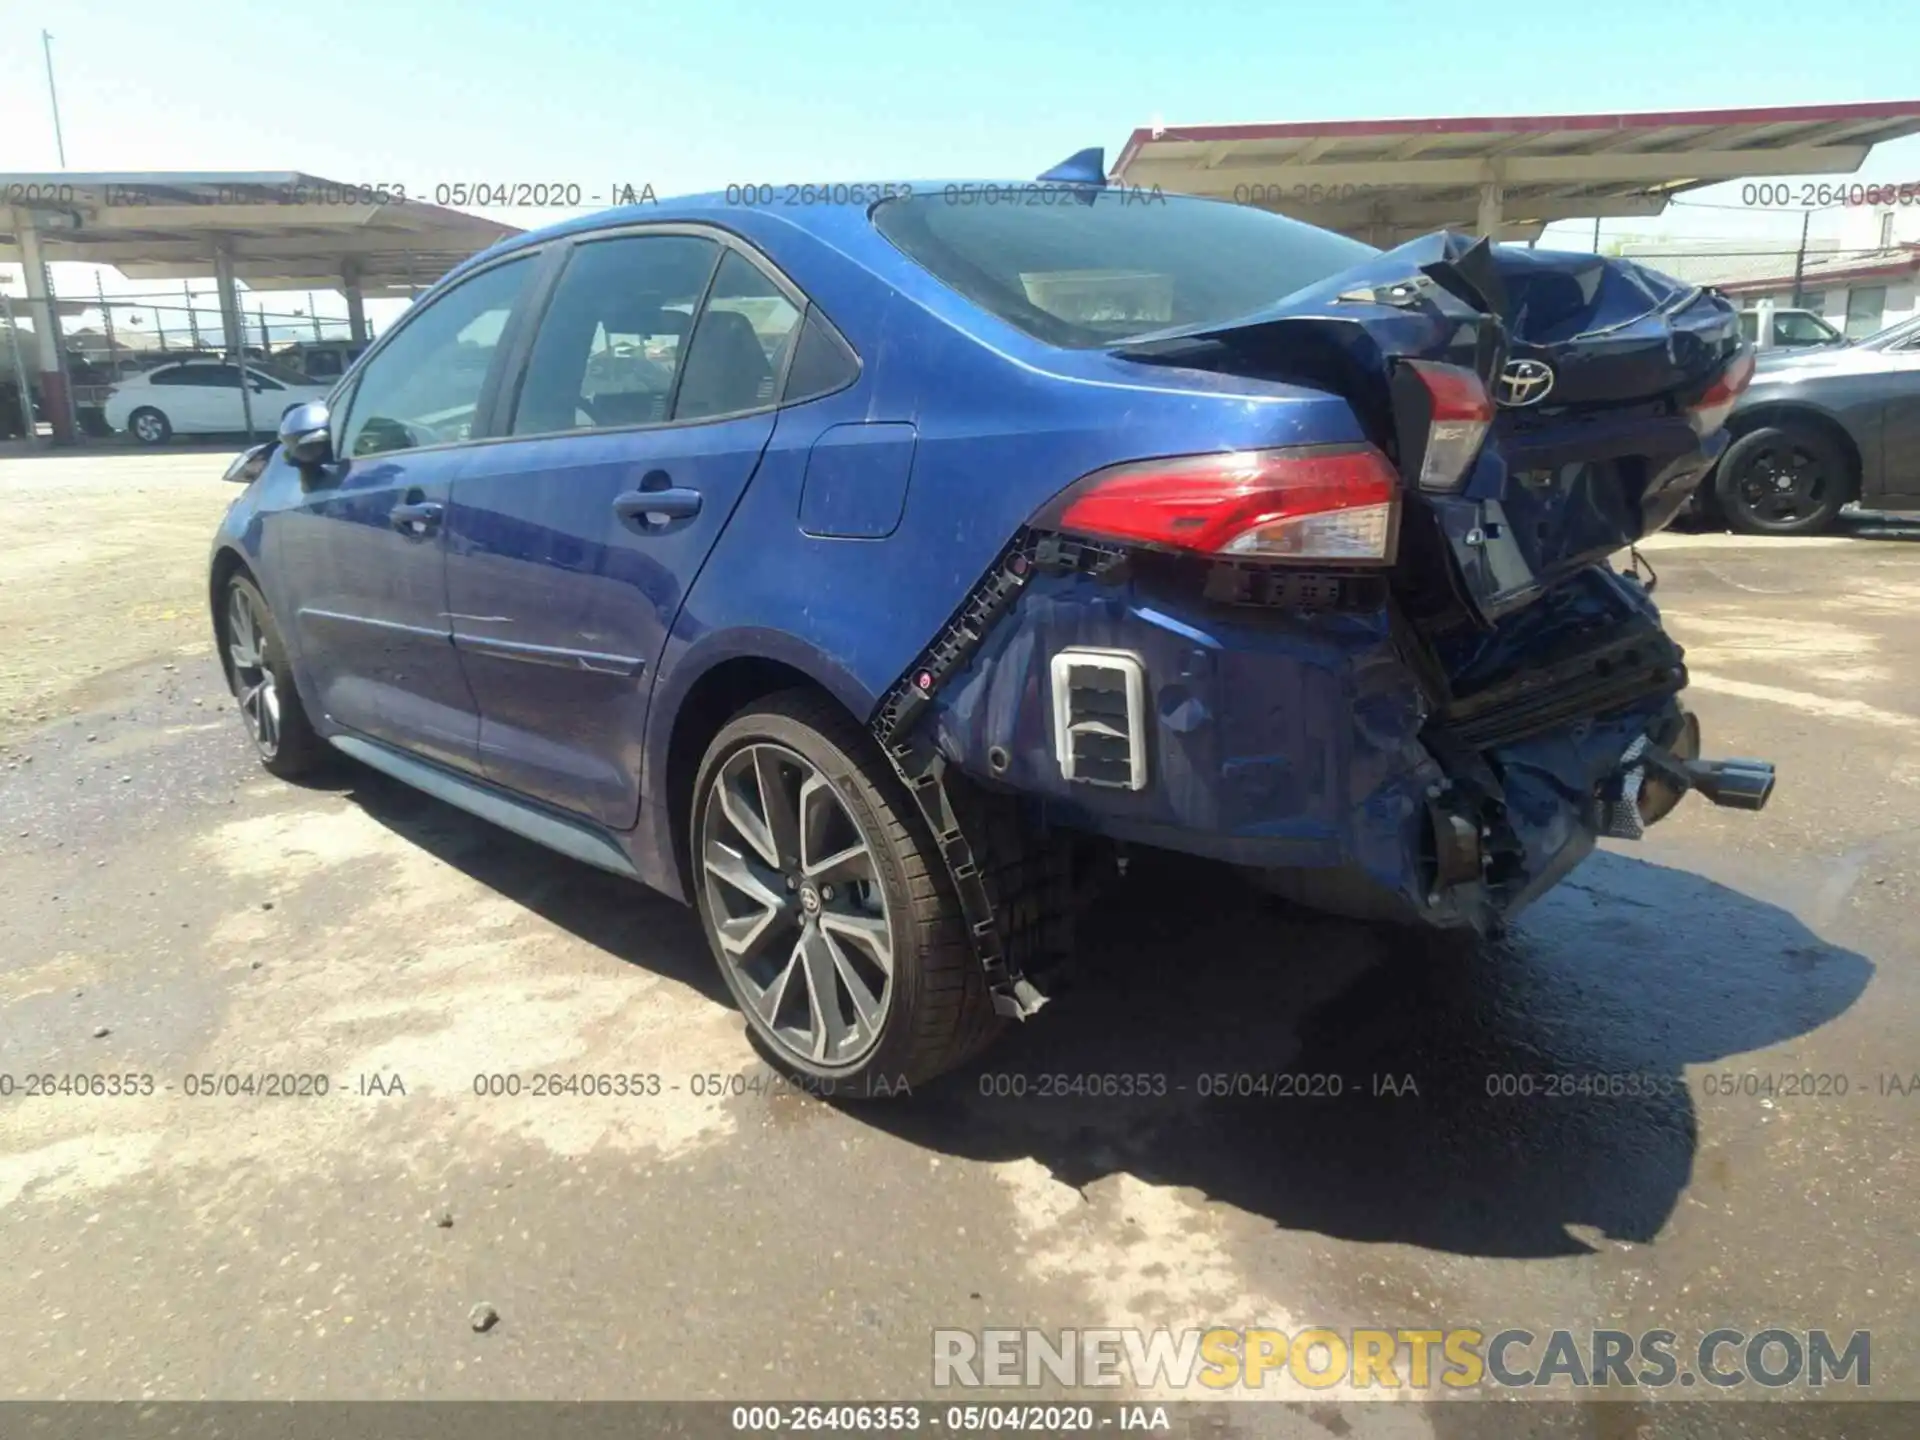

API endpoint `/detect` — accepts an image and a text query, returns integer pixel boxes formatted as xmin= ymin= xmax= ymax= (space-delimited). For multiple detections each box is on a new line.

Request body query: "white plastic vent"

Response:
xmin=1050 ymin=648 xmax=1148 ymax=791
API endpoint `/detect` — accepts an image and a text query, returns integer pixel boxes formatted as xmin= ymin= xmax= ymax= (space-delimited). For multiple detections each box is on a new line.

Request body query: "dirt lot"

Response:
xmin=0 ymin=449 xmax=236 ymax=742
xmin=2 ymin=448 xmax=1917 ymax=1434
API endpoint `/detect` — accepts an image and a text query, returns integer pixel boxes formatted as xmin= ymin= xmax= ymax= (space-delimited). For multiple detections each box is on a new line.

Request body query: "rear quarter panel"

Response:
xmin=643 ymin=211 xmax=1364 ymax=887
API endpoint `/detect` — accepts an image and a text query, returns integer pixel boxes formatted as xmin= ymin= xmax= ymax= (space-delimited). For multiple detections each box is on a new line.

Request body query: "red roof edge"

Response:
xmin=1718 ymin=249 xmax=1920 ymax=295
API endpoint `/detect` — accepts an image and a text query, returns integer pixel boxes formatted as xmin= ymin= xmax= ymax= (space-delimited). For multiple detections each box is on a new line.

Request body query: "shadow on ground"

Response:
xmin=329 ymin=755 xmax=1872 ymax=1260
xmin=863 ymin=848 xmax=1873 ymax=1259
xmin=335 ymin=764 xmax=732 ymax=1009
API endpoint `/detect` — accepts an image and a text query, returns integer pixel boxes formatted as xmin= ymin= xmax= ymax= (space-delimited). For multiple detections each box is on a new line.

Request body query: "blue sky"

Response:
xmin=4 ymin=0 xmax=1920 ymax=322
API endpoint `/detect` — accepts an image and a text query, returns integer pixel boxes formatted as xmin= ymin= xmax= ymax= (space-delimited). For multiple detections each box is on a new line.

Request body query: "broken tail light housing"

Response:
xmin=1033 ymin=444 xmax=1401 ymax=564
xmin=1392 ymin=359 xmax=1494 ymax=493
xmin=1687 ymin=348 xmax=1756 ymax=437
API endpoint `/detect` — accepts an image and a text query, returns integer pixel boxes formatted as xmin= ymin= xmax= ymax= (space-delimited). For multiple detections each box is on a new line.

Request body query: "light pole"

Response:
xmin=43 ymin=31 xmax=67 ymax=168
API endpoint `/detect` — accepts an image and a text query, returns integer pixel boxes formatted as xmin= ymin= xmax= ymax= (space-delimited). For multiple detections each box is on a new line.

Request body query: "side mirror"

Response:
xmin=278 ymin=401 xmax=333 ymax=466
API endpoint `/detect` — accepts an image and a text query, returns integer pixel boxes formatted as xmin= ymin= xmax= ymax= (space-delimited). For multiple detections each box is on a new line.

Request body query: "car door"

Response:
xmin=1870 ymin=329 xmax=1920 ymax=500
xmin=444 ymin=232 xmax=804 ymax=826
xmin=269 ymin=252 xmax=538 ymax=772
xmin=172 ymin=363 xmax=251 ymax=432
xmin=152 ymin=363 xmax=223 ymax=431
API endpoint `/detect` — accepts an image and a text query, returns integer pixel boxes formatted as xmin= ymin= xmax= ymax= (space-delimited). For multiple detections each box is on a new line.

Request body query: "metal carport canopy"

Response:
xmin=0 ymin=171 xmax=520 ymax=295
xmin=1109 ymin=101 xmax=1920 ymax=245
xmin=1 ymin=171 xmax=521 ymax=440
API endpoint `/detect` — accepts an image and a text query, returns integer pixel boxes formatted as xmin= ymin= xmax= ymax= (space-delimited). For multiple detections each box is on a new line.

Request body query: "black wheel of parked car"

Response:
xmin=1716 ymin=424 xmax=1850 ymax=536
xmin=128 ymin=407 xmax=172 ymax=446
xmin=221 ymin=574 xmax=326 ymax=779
xmin=691 ymin=690 xmax=1010 ymax=1091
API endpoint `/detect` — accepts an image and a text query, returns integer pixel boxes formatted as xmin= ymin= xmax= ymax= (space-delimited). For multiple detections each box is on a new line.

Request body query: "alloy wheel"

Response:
xmin=133 ymin=412 xmax=165 ymax=443
xmin=226 ymin=586 xmax=282 ymax=759
xmin=1735 ymin=441 xmax=1827 ymax=526
xmin=700 ymin=742 xmax=893 ymax=1068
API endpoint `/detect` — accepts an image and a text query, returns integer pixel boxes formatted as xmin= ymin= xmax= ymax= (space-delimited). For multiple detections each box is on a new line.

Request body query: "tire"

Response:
xmin=1716 ymin=423 xmax=1850 ymax=535
xmin=220 ymin=573 xmax=326 ymax=779
xmin=128 ymin=407 xmax=172 ymax=445
xmin=690 ymin=689 xmax=1009 ymax=1091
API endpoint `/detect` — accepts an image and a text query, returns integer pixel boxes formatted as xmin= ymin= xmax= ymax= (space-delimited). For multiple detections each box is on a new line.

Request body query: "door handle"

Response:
xmin=390 ymin=499 xmax=444 ymax=536
xmin=613 ymin=487 xmax=702 ymax=527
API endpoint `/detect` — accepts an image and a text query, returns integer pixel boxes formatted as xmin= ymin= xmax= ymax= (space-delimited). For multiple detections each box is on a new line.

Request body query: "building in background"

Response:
xmin=1624 ymin=205 xmax=1920 ymax=337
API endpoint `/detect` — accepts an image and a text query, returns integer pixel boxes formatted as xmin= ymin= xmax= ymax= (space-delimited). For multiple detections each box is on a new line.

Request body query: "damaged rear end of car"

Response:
xmin=871 ymin=209 xmax=1772 ymax=971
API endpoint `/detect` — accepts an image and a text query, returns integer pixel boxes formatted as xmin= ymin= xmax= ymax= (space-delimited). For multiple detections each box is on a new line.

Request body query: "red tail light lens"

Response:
xmin=1035 ymin=444 xmax=1401 ymax=564
xmin=1688 ymin=348 xmax=1755 ymax=437
xmin=1402 ymin=360 xmax=1494 ymax=493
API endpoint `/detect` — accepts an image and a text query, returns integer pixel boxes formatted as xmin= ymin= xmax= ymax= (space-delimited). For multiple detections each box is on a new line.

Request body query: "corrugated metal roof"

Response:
xmin=1111 ymin=101 xmax=1920 ymax=245
xmin=0 ymin=172 xmax=519 ymax=294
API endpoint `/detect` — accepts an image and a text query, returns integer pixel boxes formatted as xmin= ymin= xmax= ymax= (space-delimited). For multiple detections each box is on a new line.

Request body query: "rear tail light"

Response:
xmin=1688 ymin=348 xmax=1755 ymax=437
xmin=1393 ymin=360 xmax=1493 ymax=493
xmin=1033 ymin=444 xmax=1400 ymax=564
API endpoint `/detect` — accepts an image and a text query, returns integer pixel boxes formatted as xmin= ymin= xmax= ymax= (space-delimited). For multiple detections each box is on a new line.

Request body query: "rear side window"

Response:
xmin=511 ymin=234 xmax=719 ymax=436
xmin=782 ymin=310 xmax=859 ymax=404
xmin=675 ymin=251 xmax=804 ymax=421
xmin=872 ymin=191 xmax=1377 ymax=348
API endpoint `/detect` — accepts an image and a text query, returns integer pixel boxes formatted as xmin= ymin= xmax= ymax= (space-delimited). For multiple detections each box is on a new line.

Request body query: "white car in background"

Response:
xmin=102 ymin=361 xmax=331 ymax=445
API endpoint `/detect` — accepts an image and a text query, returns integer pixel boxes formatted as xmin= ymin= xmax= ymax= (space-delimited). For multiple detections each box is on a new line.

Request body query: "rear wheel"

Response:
xmin=222 ymin=574 xmax=326 ymax=779
xmin=1716 ymin=424 xmax=1850 ymax=535
xmin=691 ymin=691 xmax=1003 ymax=1091
xmin=128 ymin=407 xmax=172 ymax=445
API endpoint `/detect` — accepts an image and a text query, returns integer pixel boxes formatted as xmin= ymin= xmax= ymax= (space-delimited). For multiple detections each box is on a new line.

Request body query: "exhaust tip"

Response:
xmin=1683 ymin=757 xmax=1776 ymax=812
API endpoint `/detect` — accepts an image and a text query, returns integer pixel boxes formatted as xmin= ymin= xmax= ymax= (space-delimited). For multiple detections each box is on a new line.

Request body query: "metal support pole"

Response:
xmin=17 ymin=216 xmax=75 ymax=442
xmin=1476 ymin=179 xmax=1505 ymax=240
xmin=184 ymin=281 xmax=202 ymax=348
xmin=342 ymin=262 xmax=368 ymax=343
xmin=96 ymin=272 xmax=116 ymax=367
xmin=214 ymin=243 xmax=256 ymax=441
xmin=1790 ymin=210 xmax=1811 ymax=309
xmin=307 ymin=291 xmax=322 ymax=342
xmin=2 ymin=292 xmax=41 ymax=445
xmin=42 ymin=31 xmax=67 ymax=168
xmin=257 ymin=303 xmax=269 ymax=353
xmin=1592 ymin=215 xmax=1602 ymax=253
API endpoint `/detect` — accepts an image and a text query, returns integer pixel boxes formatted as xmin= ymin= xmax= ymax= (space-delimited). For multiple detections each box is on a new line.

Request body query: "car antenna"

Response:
xmin=1036 ymin=147 xmax=1107 ymax=205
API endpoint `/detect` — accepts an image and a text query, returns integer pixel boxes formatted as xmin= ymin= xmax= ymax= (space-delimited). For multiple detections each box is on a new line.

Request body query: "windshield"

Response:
xmin=1854 ymin=313 xmax=1920 ymax=350
xmin=872 ymin=189 xmax=1377 ymax=348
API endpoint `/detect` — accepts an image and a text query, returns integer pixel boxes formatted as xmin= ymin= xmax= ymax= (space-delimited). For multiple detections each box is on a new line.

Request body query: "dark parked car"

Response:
xmin=207 ymin=163 xmax=1773 ymax=1090
xmin=1707 ymin=313 xmax=1920 ymax=533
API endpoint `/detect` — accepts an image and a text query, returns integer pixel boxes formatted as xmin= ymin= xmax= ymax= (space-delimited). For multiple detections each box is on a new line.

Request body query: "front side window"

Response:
xmin=674 ymin=251 xmax=804 ymax=420
xmin=342 ymin=256 xmax=532 ymax=458
xmin=511 ymin=235 xmax=717 ymax=436
xmin=872 ymin=190 xmax=1377 ymax=348
xmin=1774 ymin=312 xmax=1841 ymax=346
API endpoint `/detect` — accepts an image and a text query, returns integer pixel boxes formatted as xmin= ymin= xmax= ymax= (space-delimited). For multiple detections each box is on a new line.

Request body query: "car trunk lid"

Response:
xmin=1114 ymin=232 xmax=1747 ymax=623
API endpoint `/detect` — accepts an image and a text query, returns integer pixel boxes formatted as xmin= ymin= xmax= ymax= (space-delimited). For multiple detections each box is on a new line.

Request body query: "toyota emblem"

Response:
xmin=1495 ymin=358 xmax=1555 ymax=407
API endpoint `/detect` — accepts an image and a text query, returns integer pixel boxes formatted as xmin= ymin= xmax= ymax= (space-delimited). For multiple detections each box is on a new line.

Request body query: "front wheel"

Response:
xmin=691 ymin=691 xmax=1003 ymax=1091
xmin=222 ymin=574 xmax=326 ymax=778
xmin=1716 ymin=424 xmax=1850 ymax=535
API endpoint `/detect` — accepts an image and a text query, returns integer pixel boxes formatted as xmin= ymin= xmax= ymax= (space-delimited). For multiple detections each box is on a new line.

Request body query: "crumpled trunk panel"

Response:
xmin=1118 ymin=232 xmax=1744 ymax=625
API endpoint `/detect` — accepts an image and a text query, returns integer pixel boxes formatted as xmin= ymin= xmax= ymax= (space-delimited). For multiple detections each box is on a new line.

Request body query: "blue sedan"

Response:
xmin=209 ymin=159 xmax=1773 ymax=1089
